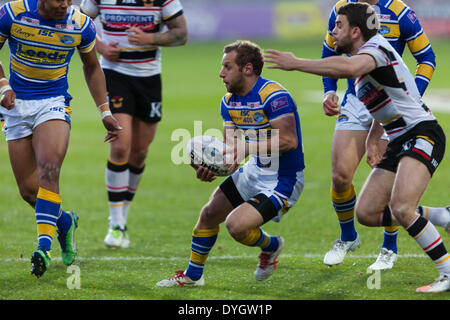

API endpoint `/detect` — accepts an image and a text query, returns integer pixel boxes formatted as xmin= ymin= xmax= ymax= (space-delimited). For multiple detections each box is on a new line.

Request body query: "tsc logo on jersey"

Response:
xmin=16 ymin=44 xmax=67 ymax=64
xmin=38 ymin=29 xmax=55 ymax=37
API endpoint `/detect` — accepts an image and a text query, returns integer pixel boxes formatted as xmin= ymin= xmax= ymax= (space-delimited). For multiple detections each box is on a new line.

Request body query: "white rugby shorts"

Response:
xmin=0 ymin=96 xmax=71 ymax=141
xmin=231 ymin=160 xmax=305 ymax=222
xmin=334 ymin=93 xmax=389 ymax=140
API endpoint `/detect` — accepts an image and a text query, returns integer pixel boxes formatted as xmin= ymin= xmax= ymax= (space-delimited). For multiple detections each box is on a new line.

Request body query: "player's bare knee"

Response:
xmin=37 ymin=160 xmax=61 ymax=186
xmin=130 ymin=149 xmax=148 ymax=166
xmin=331 ymin=170 xmax=352 ymax=191
xmin=198 ymin=203 xmax=221 ymax=226
xmin=111 ymin=144 xmax=130 ymax=162
xmin=355 ymin=211 xmax=372 ymax=226
xmin=18 ymin=187 xmax=37 ymax=207
xmin=390 ymin=201 xmax=414 ymax=225
xmin=355 ymin=205 xmax=376 ymax=226
xmin=225 ymin=217 xmax=246 ymax=241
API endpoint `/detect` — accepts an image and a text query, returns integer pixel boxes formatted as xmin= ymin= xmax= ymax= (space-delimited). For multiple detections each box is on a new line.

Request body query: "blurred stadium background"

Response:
xmin=0 ymin=0 xmax=449 ymax=301
xmin=71 ymin=0 xmax=450 ymax=40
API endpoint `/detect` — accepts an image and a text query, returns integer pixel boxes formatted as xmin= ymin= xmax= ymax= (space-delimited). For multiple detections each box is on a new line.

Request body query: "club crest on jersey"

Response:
xmin=253 ymin=112 xmax=265 ymax=123
xmin=59 ymin=35 xmax=75 ymax=45
xmin=378 ymin=25 xmax=390 ymax=35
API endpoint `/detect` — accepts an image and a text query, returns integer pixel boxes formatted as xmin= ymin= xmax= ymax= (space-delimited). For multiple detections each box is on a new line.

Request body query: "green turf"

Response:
xmin=0 ymin=39 xmax=449 ymax=301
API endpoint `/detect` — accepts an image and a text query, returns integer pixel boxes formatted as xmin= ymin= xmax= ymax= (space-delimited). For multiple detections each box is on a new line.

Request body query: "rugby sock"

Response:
xmin=239 ymin=227 xmax=279 ymax=252
xmin=417 ymin=205 xmax=450 ymax=228
xmin=35 ymin=188 xmax=61 ymax=252
xmin=186 ymin=228 xmax=220 ymax=281
xmin=331 ymin=185 xmax=358 ymax=241
xmin=382 ymin=226 xmax=399 ymax=253
xmin=122 ymin=164 xmax=145 ymax=225
xmin=106 ymin=159 xmax=129 ymax=229
xmin=407 ymin=215 xmax=450 ymax=277
xmin=56 ymin=209 xmax=72 ymax=234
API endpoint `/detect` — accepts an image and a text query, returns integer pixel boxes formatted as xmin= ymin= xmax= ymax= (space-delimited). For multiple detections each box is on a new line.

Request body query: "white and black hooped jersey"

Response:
xmin=355 ymin=34 xmax=435 ymax=141
xmin=80 ymin=0 xmax=183 ymax=77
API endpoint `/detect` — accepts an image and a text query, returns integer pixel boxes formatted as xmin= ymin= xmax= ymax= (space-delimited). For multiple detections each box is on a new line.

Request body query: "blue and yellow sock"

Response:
xmin=239 ymin=227 xmax=279 ymax=252
xmin=331 ymin=185 xmax=358 ymax=242
xmin=35 ymin=188 xmax=61 ymax=252
xmin=185 ymin=228 xmax=219 ymax=281
xmin=382 ymin=226 xmax=399 ymax=253
xmin=57 ymin=209 xmax=72 ymax=234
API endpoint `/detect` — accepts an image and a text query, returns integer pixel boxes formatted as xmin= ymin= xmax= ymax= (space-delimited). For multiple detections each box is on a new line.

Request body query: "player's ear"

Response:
xmin=243 ymin=63 xmax=254 ymax=76
xmin=352 ymin=26 xmax=362 ymax=40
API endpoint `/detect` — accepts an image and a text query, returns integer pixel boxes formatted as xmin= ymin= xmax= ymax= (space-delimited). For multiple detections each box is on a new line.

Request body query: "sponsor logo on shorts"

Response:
xmin=337 ymin=114 xmax=349 ymax=122
xmin=142 ymin=0 xmax=154 ymax=7
xmin=111 ymin=96 xmax=123 ymax=108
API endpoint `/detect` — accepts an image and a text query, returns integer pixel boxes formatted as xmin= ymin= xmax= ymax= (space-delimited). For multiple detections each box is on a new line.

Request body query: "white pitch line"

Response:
xmin=0 ymin=253 xmax=427 ymax=263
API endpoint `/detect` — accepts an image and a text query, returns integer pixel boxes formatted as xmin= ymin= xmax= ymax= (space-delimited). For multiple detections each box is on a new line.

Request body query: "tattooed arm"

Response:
xmin=127 ymin=14 xmax=188 ymax=47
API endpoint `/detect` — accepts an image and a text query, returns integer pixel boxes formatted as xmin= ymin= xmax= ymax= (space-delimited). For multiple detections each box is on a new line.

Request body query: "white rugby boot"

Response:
xmin=323 ymin=234 xmax=361 ymax=266
xmin=368 ymin=248 xmax=397 ymax=270
xmin=156 ymin=270 xmax=205 ymax=287
xmin=254 ymin=236 xmax=285 ymax=281
xmin=104 ymin=225 xmax=124 ymax=248
xmin=416 ymin=276 xmax=450 ymax=293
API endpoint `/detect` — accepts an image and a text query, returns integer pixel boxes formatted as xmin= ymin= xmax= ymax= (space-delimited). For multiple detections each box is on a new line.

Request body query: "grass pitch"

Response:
xmin=0 ymin=39 xmax=449 ymax=303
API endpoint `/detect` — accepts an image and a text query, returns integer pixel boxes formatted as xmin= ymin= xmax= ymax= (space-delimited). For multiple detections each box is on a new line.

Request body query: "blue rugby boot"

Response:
xmin=57 ymin=211 xmax=79 ymax=266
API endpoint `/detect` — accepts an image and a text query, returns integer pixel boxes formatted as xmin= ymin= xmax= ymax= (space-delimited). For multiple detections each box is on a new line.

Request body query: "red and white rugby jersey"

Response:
xmin=80 ymin=0 xmax=183 ymax=77
xmin=355 ymin=34 xmax=435 ymax=141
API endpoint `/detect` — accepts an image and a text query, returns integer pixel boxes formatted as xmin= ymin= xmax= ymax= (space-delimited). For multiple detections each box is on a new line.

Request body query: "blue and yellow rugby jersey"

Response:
xmin=0 ymin=0 xmax=97 ymax=100
xmin=322 ymin=0 xmax=436 ymax=101
xmin=220 ymin=77 xmax=305 ymax=176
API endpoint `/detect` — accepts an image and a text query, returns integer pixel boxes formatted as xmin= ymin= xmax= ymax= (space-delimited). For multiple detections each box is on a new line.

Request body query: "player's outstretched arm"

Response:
xmin=264 ymin=49 xmax=376 ymax=79
xmin=127 ymin=14 xmax=188 ymax=47
xmin=79 ymin=49 xmax=122 ymax=142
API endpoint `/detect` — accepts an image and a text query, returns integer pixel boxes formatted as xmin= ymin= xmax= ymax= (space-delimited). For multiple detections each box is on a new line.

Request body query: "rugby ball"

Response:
xmin=187 ymin=135 xmax=231 ymax=176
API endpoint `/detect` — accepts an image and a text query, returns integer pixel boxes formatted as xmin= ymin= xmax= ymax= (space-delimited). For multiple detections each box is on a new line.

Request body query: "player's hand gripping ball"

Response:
xmin=187 ymin=135 xmax=231 ymax=176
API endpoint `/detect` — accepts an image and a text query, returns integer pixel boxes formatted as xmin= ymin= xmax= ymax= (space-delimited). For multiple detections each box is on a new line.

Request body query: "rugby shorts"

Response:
xmin=335 ymin=93 xmax=389 ymax=140
xmin=377 ymin=120 xmax=446 ymax=176
xmin=0 ymin=96 xmax=71 ymax=141
xmin=104 ymin=69 xmax=162 ymax=123
xmin=219 ymin=161 xmax=305 ymax=223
